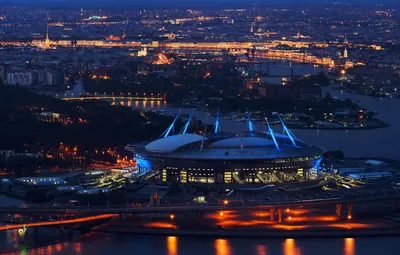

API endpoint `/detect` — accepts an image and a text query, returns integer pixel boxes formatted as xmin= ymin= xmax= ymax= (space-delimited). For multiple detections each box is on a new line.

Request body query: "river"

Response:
xmin=2 ymin=232 xmax=400 ymax=255
xmin=294 ymin=87 xmax=400 ymax=160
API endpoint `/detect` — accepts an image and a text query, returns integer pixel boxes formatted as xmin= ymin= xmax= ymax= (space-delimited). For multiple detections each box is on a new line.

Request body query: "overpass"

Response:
xmin=1 ymin=187 xmax=399 ymax=215
xmin=59 ymin=95 xmax=165 ymax=101
xmin=0 ymin=214 xmax=116 ymax=232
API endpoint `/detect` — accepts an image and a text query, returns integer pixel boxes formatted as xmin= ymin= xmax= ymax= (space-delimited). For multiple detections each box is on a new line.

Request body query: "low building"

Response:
xmin=348 ymin=172 xmax=392 ymax=180
xmin=16 ymin=177 xmax=66 ymax=186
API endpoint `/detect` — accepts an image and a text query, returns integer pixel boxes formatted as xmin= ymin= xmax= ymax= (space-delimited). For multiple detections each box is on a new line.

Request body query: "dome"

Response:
xmin=209 ymin=137 xmax=274 ymax=149
xmin=145 ymin=134 xmax=204 ymax=153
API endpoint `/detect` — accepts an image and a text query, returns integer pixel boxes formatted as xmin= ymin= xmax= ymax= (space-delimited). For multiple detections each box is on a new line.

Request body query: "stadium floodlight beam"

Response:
xmin=247 ymin=113 xmax=256 ymax=133
xmin=214 ymin=110 xmax=221 ymax=134
xmin=265 ymin=116 xmax=281 ymax=151
xmin=273 ymin=112 xmax=298 ymax=148
xmin=159 ymin=111 xmax=181 ymax=138
xmin=181 ymin=113 xmax=193 ymax=134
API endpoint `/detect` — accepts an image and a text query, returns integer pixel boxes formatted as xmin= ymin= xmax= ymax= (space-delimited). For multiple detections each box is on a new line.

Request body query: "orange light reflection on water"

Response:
xmin=215 ymin=239 xmax=231 ymax=255
xmin=283 ymin=238 xmax=301 ymax=255
xmin=55 ymin=243 xmax=62 ymax=252
xmin=75 ymin=242 xmax=82 ymax=254
xmin=2 ymin=242 xmax=80 ymax=255
xmin=344 ymin=238 xmax=355 ymax=255
xmin=167 ymin=236 xmax=178 ymax=255
xmin=256 ymin=244 xmax=268 ymax=255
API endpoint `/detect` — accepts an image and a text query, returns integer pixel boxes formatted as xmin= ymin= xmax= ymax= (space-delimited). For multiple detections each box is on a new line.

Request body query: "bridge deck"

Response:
xmin=2 ymin=192 xmax=399 ymax=215
xmin=0 ymin=214 xmax=116 ymax=231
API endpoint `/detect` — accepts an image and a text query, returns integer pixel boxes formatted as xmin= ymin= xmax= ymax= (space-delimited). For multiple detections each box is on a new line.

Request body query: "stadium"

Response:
xmin=131 ymin=113 xmax=323 ymax=184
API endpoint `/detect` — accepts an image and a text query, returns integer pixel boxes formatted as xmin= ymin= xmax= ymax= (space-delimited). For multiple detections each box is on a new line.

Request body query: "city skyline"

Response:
xmin=0 ymin=1 xmax=399 ymax=254
xmin=1 ymin=0 xmax=400 ymax=8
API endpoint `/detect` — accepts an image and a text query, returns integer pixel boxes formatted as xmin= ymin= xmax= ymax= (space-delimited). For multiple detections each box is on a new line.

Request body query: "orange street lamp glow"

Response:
xmin=220 ymin=212 xmax=224 ymax=216
xmin=348 ymin=215 xmax=352 ymax=220
xmin=170 ymin=214 xmax=175 ymax=220
xmin=223 ymin=200 xmax=229 ymax=205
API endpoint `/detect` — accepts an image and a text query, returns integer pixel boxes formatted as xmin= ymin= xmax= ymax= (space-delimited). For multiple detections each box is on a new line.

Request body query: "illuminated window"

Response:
xmin=224 ymin=172 xmax=232 ymax=183
xmin=180 ymin=169 xmax=187 ymax=183
xmin=162 ymin=169 xmax=167 ymax=182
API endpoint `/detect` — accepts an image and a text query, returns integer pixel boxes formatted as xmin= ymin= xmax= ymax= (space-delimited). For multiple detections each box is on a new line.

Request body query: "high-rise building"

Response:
xmin=6 ymin=71 xmax=33 ymax=86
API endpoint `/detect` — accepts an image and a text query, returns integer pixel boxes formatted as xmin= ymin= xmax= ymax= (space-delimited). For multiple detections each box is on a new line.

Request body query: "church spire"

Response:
xmin=45 ymin=24 xmax=50 ymax=49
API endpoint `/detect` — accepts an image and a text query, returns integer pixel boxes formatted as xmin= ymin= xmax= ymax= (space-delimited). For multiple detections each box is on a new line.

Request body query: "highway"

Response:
xmin=1 ymin=187 xmax=399 ymax=215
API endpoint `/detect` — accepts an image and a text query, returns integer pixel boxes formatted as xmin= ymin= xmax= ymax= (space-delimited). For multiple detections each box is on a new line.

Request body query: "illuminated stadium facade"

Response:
xmin=132 ymin=113 xmax=323 ymax=184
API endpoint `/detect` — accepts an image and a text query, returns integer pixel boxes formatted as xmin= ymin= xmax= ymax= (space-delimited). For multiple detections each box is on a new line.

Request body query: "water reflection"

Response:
xmin=215 ymin=239 xmax=231 ymax=255
xmin=1 ymin=241 xmax=83 ymax=255
xmin=167 ymin=236 xmax=178 ymax=255
xmin=75 ymin=242 xmax=82 ymax=254
xmin=344 ymin=238 xmax=355 ymax=255
xmin=283 ymin=239 xmax=301 ymax=255
xmin=256 ymin=244 xmax=268 ymax=255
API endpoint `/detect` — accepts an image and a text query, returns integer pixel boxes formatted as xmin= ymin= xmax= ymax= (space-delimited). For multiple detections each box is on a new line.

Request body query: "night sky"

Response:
xmin=1 ymin=0 xmax=399 ymax=8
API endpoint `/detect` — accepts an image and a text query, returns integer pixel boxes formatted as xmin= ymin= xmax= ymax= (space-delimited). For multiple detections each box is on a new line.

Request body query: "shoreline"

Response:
xmin=287 ymin=124 xmax=388 ymax=130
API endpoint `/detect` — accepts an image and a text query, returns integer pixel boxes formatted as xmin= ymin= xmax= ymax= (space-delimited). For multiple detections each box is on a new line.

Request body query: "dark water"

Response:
xmin=2 ymin=233 xmax=400 ymax=255
xmin=295 ymin=87 xmax=400 ymax=160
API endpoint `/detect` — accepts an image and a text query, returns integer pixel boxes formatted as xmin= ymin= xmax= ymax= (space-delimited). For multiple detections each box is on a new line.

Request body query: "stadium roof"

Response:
xmin=145 ymin=133 xmax=204 ymax=153
xmin=209 ymin=137 xmax=274 ymax=148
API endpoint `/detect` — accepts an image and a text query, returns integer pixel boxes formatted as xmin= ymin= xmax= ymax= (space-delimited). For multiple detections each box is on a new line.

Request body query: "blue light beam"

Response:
xmin=159 ymin=111 xmax=181 ymax=138
xmin=265 ymin=116 xmax=281 ymax=151
xmin=275 ymin=113 xmax=298 ymax=148
xmin=181 ymin=113 xmax=193 ymax=134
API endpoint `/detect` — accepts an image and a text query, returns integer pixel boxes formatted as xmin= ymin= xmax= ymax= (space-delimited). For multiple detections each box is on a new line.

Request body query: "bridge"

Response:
xmin=58 ymin=95 xmax=165 ymax=101
xmin=1 ymin=187 xmax=400 ymax=223
xmin=0 ymin=214 xmax=116 ymax=232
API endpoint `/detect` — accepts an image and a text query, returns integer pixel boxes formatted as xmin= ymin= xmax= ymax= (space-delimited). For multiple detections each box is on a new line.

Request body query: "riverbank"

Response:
xmin=287 ymin=123 xmax=389 ymax=130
